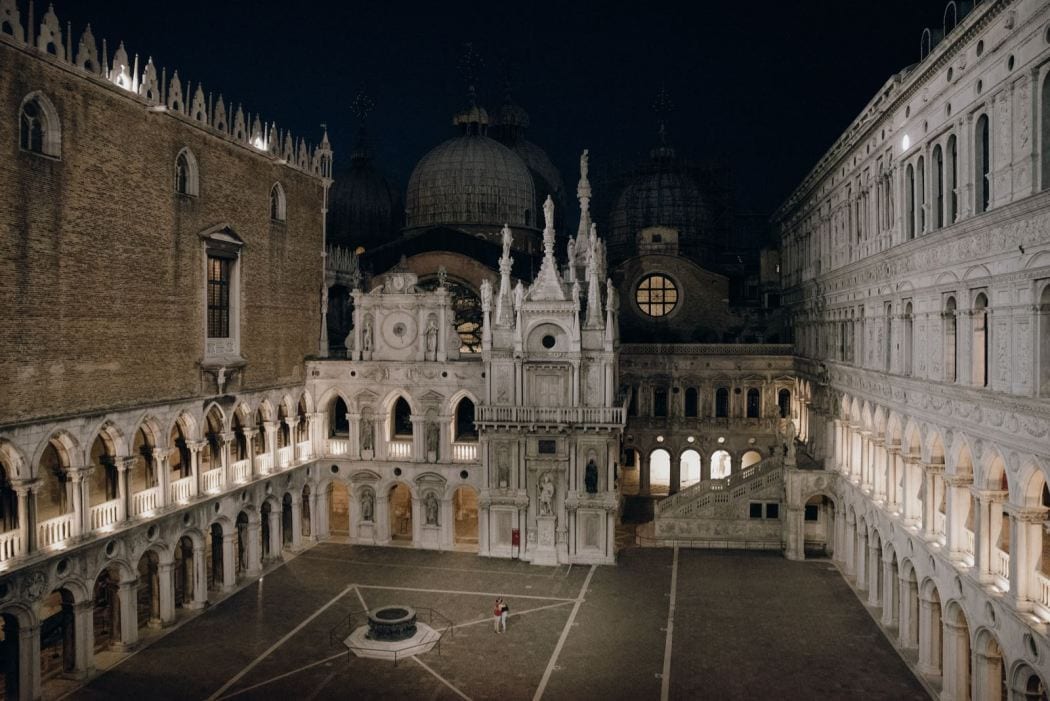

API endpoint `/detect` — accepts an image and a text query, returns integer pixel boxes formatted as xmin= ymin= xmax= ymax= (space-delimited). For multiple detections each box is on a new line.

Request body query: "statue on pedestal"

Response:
xmin=361 ymin=490 xmax=374 ymax=522
xmin=424 ymin=492 xmax=439 ymax=525
xmin=539 ymin=472 xmax=555 ymax=516
xmin=360 ymin=418 xmax=374 ymax=451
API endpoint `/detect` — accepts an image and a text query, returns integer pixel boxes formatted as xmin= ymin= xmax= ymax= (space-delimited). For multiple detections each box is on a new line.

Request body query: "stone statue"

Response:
xmin=585 ymin=458 xmax=598 ymax=494
xmin=362 ymin=318 xmax=374 ymax=352
xmin=424 ymin=492 xmax=439 ymax=525
xmin=572 ymin=280 xmax=580 ymax=310
xmin=361 ymin=490 xmax=374 ymax=521
xmin=437 ymin=266 xmax=448 ymax=288
xmin=360 ymin=417 xmax=374 ymax=451
xmin=480 ymin=278 xmax=492 ymax=312
xmin=539 ymin=472 xmax=555 ymax=516
xmin=425 ymin=318 xmax=438 ymax=358
xmin=426 ymin=421 xmax=439 ymax=458
xmin=513 ymin=280 xmax=525 ymax=310
xmin=567 ymin=237 xmax=576 ymax=266
xmin=497 ymin=448 xmax=510 ymax=488
xmin=579 ymin=149 xmax=589 ymax=182
xmin=784 ymin=419 xmax=797 ymax=460
xmin=216 ymin=366 xmax=227 ymax=394
xmin=543 ymin=196 xmax=555 ymax=231
xmin=501 ymin=224 xmax=513 ymax=252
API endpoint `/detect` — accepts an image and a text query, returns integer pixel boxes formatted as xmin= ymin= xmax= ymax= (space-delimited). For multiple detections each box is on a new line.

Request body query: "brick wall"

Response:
xmin=0 ymin=44 xmax=324 ymax=423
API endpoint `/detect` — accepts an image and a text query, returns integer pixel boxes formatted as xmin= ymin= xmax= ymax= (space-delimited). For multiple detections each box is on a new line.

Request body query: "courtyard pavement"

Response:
xmin=69 ymin=543 xmax=929 ymax=701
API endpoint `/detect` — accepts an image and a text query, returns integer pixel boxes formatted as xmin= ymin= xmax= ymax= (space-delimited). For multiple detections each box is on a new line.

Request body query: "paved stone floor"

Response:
xmin=70 ymin=543 xmax=929 ymax=701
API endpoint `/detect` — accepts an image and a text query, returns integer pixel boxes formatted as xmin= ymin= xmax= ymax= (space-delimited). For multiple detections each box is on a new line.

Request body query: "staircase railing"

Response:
xmin=657 ymin=454 xmax=785 ymax=518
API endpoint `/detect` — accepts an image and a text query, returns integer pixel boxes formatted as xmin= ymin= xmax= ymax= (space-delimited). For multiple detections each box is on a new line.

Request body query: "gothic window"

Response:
xmin=1039 ymin=284 xmax=1050 ymax=397
xmin=684 ymin=387 xmax=699 ymax=418
xmin=417 ymin=278 xmax=482 ymax=353
xmin=636 ymin=274 xmax=678 ymax=317
xmin=746 ymin=388 xmax=760 ymax=418
xmin=944 ymin=296 xmax=958 ymax=382
xmin=392 ymin=397 xmax=412 ymax=437
xmin=906 ymin=164 xmax=916 ymax=240
xmin=174 ymin=148 xmax=199 ymax=196
xmin=972 ymin=292 xmax=989 ymax=387
xmin=933 ymin=145 xmax=944 ymax=230
xmin=916 ymin=156 xmax=926 ymax=233
xmin=202 ymin=226 xmax=243 ymax=359
xmin=330 ymin=397 xmax=349 ymax=436
xmin=454 ymin=397 xmax=477 ymax=441
xmin=207 ymin=256 xmax=231 ymax=338
xmin=947 ymin=135 xmax=958 ymax=222
xmin=653 ymin=387 xmax=668 ymax=418
xmin=18 ymin=93 xmax=61 ymax=157
xmin=270 ymin=183 xmax=286 ymax=222
xmin=715 ymin=387 xmax=730 ymax=418
xmin=903 ymin=301 xmax=914 ymax=376
xmin=777 ymin=388 xmax=791 ymax=418
xmin=975 ymin=114 xmax=991 ymax=213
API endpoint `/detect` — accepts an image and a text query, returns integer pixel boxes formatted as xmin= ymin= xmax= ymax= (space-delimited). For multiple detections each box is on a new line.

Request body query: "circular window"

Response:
xmin=541 ymin=334 xmax=556 ymax=349
xmin=635 ymin=274 xmax=678 ymax=317
xmin=330 ymin=464 xmax=339 ymax=474
xmin=394 ymin=467 xmax=402 ymax=477
xmin=976 ymin=39 xmax=984 ymax=57
xmin=460 ymin=470 xmax=469 ymax=480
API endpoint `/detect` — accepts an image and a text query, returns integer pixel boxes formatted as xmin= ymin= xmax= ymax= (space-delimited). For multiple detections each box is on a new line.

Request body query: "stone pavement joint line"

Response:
xmin=204 ymin=584 xmax=354 ymax=701
xmin=531 ymin=565 xmax=597 ymax=701
xmin=660 ymin=545 xmax=679 ymax=701
xmin=413 ymin=655 xmax=473 ymax=701
xmin=355 ymin=583 xmax=576 ymax=602
xmin=216 ymin=652 xmax=348 ymax=700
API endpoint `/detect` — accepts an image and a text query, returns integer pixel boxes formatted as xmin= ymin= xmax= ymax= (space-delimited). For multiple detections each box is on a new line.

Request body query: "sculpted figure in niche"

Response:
xmin=585 ymin=457 xmax=599 ymax=494
xmin=426 ymin=421 xmax=439 ymax=459
xmin=425 ymin=318 xmax=438 ymax=359
xmin=424 ymin=492 xmax=439 ymax=525
xmin=497 ymin=447 xmax=510 ymax=488
xmin=513 ymin=280 xmax=525 ymax=311
xmin=360 ymin=417 xmax=374 ymax=451
xmin=538 ymin=471 xmax=555 ymax=516
xmin=480 ymin=278 xmax=492 ymax=313
xmin=362 ymin=318 xmax=374 ymax=352
xmin=361 ymin=490 xmax=374 ymax=521
xmin=783 ymin=419 xmax=797 ymax=460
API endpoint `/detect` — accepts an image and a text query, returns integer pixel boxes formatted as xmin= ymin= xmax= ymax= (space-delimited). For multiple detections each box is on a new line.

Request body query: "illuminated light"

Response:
xmin=717 ymin=436 xmax=725 ymax=444
xmin=656 ymin=435 xmax=664 ymax=443
xmin=252 ymin=136 xmax=268 ymax=151
xmin=686 ymin=436 xmax=695 ymax=443
xmin=901 ymin=134 xmax=911 ymax=151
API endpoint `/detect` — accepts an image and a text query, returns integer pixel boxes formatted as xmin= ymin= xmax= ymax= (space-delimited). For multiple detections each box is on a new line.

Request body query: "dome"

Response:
xmin=405 ymin=133 xmax=537 ymax=231
xmin=327 ymin=140 xmax=402 ymax=249
xmin=608 ymin=148 xmax=714 ymax=262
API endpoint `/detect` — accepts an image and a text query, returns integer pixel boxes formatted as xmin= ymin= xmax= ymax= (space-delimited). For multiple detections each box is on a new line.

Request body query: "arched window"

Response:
xmin=1039 ymin=284 xmax=1050 ymax=397
xmin=972 ymin=293 xmax=988 ymax=387
xmin=746 ymin=388 xmax=760 ymax=418
xmin=174 ymin=148 xmax=199 ymax=196
xmin=932 ymin=145 xmax=944 ymax=230
xmin=943 ymin=2 xmax=957 ymax=34
xmin=653 ymin=387 xmax=668 ymax=417
xmin=710 ymin=450 xmax=731 ymax=480
xmin=715 ymin=388 xmax=730 ymax=418
xmin=392 ymin=397 xmax=412 ymax=437
xmin=947 ymin=135 xmax=958 ymax=223
xmin=975 ymin=114 xmax=991 ymax=213
xmin=270 ymin=183 xmax=286 ymax=222
xmin=18 ymin=93 xmax=61 ymax=157
xmin=684 ymin=387 xmax=698 ymax=418
xmin=454 ymin=398 xmax=477 ymax=442
xmin=906 ymin=163 xmax=915 ymax=240
xmin=649 ymin=449 xmax=671 ymax=492
xmin=1042 ymin=73 xmax=1050 ymax=191
xmin=777 ymin=389 xmax=791 ymax=419
xmin=944 ymin=296 xmax=958 ymax=382
xmin=330 ymin=397 xmax=349 ymax=436
xmin=680 ymin=450 xmax=702 ymax=488
xmin=916 ymin=156 xmax=926 ymax=233
xmin=903 ymin=301 xmax=914 ymax=376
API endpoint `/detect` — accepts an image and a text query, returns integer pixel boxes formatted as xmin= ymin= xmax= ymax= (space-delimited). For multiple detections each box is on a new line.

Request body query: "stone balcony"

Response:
xmin=477 ymin=404 xmax=625 ymax=430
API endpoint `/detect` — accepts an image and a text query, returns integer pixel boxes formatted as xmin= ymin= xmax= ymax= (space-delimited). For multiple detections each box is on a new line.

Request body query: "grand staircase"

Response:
xmin=638 ymin=455 xmax=786 ymax=549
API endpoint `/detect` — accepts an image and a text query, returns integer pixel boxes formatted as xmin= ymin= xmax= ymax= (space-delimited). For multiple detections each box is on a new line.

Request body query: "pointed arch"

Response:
xmin=269 ymin=182 xmax=286 ymax=222
xmin=174 ymin=146 xmax=199 ymax=196
xmin=18 ymin=91 xmax=61 ymax=157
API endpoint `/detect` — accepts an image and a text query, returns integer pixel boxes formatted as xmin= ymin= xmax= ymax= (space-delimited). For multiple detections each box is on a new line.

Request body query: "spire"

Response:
xmin=651 ymin=86 xmax=676 ymax=160
xmin=526 ymin=196 xmax=566 ymax=301
xmin=350 ymin=89 xmax=375 ymax=162
xmin=453 ymin=43 xmax=489 ymax=134
xmin=576 ymin=149 xmax=592 ymax=245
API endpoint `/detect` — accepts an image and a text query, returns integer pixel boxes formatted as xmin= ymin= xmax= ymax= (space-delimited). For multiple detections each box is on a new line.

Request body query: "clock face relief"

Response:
xmin=381 ymin=312 xmax=417 ymax=349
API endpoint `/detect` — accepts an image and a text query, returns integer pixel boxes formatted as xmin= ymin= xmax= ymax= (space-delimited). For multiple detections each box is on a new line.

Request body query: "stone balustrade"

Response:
xmin=994 ymin=548 xmax=1011 ymax=583
xmin=90 ymin=498 xmax=121 ymax=530
xmin=388 ymin=440 xmax=412 ymax=459
xmin=202 ymin=467 xmax=223 ymax=494
xmin=257 ymin=453 xmax=273 ymax=473
xmin=277 ymin=445 xmax=294 ymax=469
xmin=132 ymin=486 xmax=160 ymax=516
xmin=0 ymin=529 xmax=22 ymax=564
xmin=231 ymin=458 xmax=251 ymax=483
xmin=327 ymin=438 xmax=349 ymax=455
xmin=170 ymin=476 xmax=194 ymax=503
xmin=37 ymin=513 xmax=74 ymax=548
xmin=451 ymin=442 xmax=477 ymax=462
xmin=478 ymin=405 xmax=625 ymax=427
xmin=297 ymin=440 xmax=313 ymax=461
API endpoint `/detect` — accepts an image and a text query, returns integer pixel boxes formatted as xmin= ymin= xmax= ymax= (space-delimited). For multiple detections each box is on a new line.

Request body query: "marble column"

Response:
xmin=880 ymin=551 xmax=899 ymax=627
xmin=1005 ymin=504 xmax=1048 ymax=610
xmin=189 ymin=544 xmax=208 ymax=609
xmin=843 ymin=511 xmax=856 ymax=576
xmin=72 ymin=599 xmax=95 ymax=677
xmin=220 ymin=431 xmax=236 ymax=486
xmin=855 ymin=526 xmax=868 ymax=589
xmin=289 ymin=498 xmax=303 ymax=551
xmin=18 ymin=623 xmax=41 ymax=701
xmin=116 ymin=579 xmax=139 ymax=650
xmin=115 ymin=458 xmax=131 ymax=523
xmin=972 ymin=649 xmax=1002 ymax=701
xmin=246 ymin=516 xmax=263 ymax=576
xmin=221 ymin=533 xmax=237 ymax=590
xmin=944 ymin=475 xmax=973 ymax=561
xmin=941 ymin=615 xmax=971 ymax=701
xmin=267 ymin=509 xmax=282 ymax=559
xmin=867 ymin=541 xmax=881 ymax=605
xmin=921 ymin=464 xmax=942 ymax=539
xmin=13 ymin=480 xmax=36 ymax=554
xmin=157 ymin=562 xmax=175 ymax=626
xmin=898 ymin=572 xmax=919 ymax=649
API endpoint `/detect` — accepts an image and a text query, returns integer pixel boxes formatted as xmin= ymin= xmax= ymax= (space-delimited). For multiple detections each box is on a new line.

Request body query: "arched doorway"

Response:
xmin=39 ymin=588 xmax=75 ymax=681
xmin=453 ymin=486 xmax=478 ymax=551
xmin=941 ymin=602 xmax=971 ymax=701
xmin=235 ymin=512 xmax=249 ymax=578
xmin=327 ymin=482 xmax=350 ymax=536
xmin=301 ymin=485 xmax=312 ymax=539
xmin=92 ymin=566 xmax=123 ymax=652
xmin=803 ymin=494 xmax=834 ymax=558
xmin=389 ymin=484 xmax=412 ymax=543
xmin=679 ymin=450 xmax=701 ymax=488
xmin=1013 ymin=665 xmax=1049 ymax=701
xmin=621 ymin=448 xmax=640 ymax=495
xmin=973 ymin=630 xmax=1006 ymax=701
xmin=741 ymin=450 xmax=762 ymax=470
xmin=899 ymin=562 xmax=919 ymax=651
xmin=710 ymin=450 xmax=731 ymax=480
xmin=649 ymin=449 xmax=670 ymax=495
xmin=1 ymin=611 xmax=20 ymax=699
xmin=173 ymin=536 xmax=194 ymax=609
xmin=207 ymin=523 xmax=223 ymax=592
xmin=136 ymin=550 xmax=161 ymax=630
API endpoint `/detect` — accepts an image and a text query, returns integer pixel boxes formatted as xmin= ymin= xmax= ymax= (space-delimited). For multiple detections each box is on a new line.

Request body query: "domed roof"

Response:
xmin=608 ymin=147 xmax=713 ymax=260
xmin=405 ymin=132 xmax=536 ymax=231
xmin=327 ymin=133 xmax=402 ymax=249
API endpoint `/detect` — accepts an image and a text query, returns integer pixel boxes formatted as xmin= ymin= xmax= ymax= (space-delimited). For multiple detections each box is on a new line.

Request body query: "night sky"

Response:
xmin=53 ymin=1 xmax=956 ymax=215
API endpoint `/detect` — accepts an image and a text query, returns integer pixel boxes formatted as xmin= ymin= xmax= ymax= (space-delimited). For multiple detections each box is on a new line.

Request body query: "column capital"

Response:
xmin=1002 ymin=504 xmax=1048 ymax=523
xmin=970 ymin=488 xmax=1008 ymax=503
xmin=220 ymin=431 xmax=237 ymax=443
xmin=188 ymin=440 xmax=207 ymax=452
xmin=263 ymin=420 xmax=278 ymax=432
xmin=115 ymin=456 xmax=136 ymax=472
xmin=923 ymin=462 xmax=945 ymax=474
xmin=242 ymin=428 xmax=258 ymax=440
xmin=943 ymin=474 xmax=973 ymax=488
xmin=11 ymin=478 xmax=42 ymax=495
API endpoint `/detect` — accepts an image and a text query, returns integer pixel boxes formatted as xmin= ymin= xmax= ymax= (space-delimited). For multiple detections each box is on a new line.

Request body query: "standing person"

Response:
xmin=493 ymin=598 xmax=503 ymax=633
xmin=499 ymin=599 xmax=509 ymax=633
